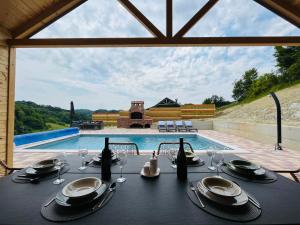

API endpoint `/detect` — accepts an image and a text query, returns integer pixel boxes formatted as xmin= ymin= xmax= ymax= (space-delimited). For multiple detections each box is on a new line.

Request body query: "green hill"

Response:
xmin=14 ymin=101 xmax=93 ymax=134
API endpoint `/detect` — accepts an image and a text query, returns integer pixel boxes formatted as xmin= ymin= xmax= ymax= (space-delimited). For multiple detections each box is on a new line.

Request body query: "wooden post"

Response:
xmin=6 ymin=47 xmax=16 ymax=168
xmin=0 ymin=28 xmax=14 ymax=176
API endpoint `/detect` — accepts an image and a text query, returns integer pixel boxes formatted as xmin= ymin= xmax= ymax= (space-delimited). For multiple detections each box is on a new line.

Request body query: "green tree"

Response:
xmin=274 ymin=46 xmax=300 ymax=83
xmin=249 ymin=73 xmax=278 ymax=97
xmin=232 ymin=68 xmax=258 ymax=101
xmin=14 ymin=101 xmax=93 ymax=134
xmin=203 ymin=95 xmax=231 ymax=108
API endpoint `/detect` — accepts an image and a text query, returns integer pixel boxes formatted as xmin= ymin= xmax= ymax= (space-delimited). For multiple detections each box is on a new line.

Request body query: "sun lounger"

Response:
xmin=166 ymin=121 xmax=176 ymax=132
xmin=184 ymin=121 xmax=198 ymax=132
xmin=175 ymin=121 xmax=187 ymax=132
xmin=157 ymin=121 xmax=167 ymax=132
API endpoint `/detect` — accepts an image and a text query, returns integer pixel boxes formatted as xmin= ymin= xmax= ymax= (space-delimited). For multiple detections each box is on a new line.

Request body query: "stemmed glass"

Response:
xmin=53 ymin=157 xmax=65 ymax=185
xmin=117 ymin=150 xmax=127 ymax=183
xmin=169 ymin=149 xmax=177 ymax=168
xmin=207 ymin=149 xmax=216 ymax=171
xmin=212 ymin=152 xmax=224 ymax=177
xmin=78 ymin=148 xmax=88 ymax=171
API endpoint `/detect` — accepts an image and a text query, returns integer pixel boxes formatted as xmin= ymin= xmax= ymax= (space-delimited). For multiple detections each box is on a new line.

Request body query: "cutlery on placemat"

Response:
xmin=247 ymin=194 xmax=261 ymax=209
xmin=17 ymin=174 xmax=29 ymax=178
xmin=189 ymin=182 xmax=205 ymax=208
xmin=44 ymin=197 xmax=55 ymax=207
xmin=16 ymin=177 xmax=40 ymax=183
xmin=93 ymin=182 xmax=116 ymax=210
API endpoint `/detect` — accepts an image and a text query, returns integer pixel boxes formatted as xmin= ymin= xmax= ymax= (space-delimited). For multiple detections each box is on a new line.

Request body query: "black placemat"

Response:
xmin=187 ymin=181 xmax=261 ymax=222
xmin=41 ymin=186 xmax=115 ymax=222
xmin=12 ymin=165 xmax=70 ymax=184
xmin=221 ymin=165 xmax=277 ymax=183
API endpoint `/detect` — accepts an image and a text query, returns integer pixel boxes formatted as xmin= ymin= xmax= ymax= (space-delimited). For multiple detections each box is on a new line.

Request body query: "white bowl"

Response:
xmin=62 ymin=177 xmax=102 ymax=199
xmin=201 ymin=176 xmax=242 ymax=197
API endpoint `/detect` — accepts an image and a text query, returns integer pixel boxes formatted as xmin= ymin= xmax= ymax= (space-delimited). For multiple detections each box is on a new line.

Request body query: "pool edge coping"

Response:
xmin=14 ymin=131 xmax=249 ymax=154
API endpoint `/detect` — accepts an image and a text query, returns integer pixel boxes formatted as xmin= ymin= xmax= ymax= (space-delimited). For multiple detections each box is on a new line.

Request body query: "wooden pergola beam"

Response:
xmin=7 ymin=36 xmax=300 ymax=48
xmin=254 ymin=0 xmax=300 ymax=28
xmin=117 ymin=0 xmax=165 ymax=38
xmin=166 ymin=0 xmax=173 ymax=38
xmin=174 ymin=0 xmax=219 ymax=38
xmin=12 ymin=0 xmax=87 ymax=39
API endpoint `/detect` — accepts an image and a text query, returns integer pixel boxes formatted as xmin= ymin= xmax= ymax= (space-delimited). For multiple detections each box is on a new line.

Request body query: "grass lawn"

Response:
xmin=46 ymin=122 xmax=69 ymax=130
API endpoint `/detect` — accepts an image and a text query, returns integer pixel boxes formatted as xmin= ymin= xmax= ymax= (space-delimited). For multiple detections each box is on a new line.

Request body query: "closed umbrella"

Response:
xmin=70 ymin=101 xmax=75 ymax=127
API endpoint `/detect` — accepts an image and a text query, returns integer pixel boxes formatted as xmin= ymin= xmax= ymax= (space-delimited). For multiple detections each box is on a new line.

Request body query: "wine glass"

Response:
xmin=53 ymin=159 xmax=65 ymax=185
xmin=117 ymin=150 xmax=127 ymax=183
xmin=207 ymin=149 xmax=216 ymax=171
xmin=169 ymin=149 xmax=177 ymax=168
xmin=212 ymin=152 xmax=224 ymax=177
xmin=78 ymin=148 xmax=88 ymax=170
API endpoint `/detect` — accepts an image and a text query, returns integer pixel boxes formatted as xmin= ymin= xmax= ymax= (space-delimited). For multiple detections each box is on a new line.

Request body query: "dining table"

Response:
xmin=0 ymin=153 xmax=299 ymax=225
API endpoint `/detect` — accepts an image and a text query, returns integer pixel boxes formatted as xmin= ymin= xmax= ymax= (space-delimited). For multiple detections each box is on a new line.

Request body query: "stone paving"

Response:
xmin=12 ymin=129 xmax=300 ymax=181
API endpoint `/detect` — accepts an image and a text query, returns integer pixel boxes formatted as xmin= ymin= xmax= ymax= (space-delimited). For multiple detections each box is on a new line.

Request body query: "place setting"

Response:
xmin=12 ymin=156 xmax=70 ymax=184
xmin=86 ymin=150 xmax=120 ymax=168
xmin=168 ymin=149 xmax=205 ymax=168
xmin=221 ymin=159 xmax=277 ymax=183
xmin=41 ymin=177 xmax=116 ymax=222
xmin=187 ymin=176 xmax=262 ymax=222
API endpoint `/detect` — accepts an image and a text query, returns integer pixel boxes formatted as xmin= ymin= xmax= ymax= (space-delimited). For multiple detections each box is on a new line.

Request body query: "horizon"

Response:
xmin=15 ymin=0 xmax=300 ymax=110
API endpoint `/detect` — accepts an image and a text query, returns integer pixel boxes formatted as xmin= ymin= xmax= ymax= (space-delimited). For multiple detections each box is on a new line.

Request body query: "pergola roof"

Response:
xmin=0 ymin=0 xmax=87 ymax=39
xmin=0 ymin=0 xmax=299 ymax=47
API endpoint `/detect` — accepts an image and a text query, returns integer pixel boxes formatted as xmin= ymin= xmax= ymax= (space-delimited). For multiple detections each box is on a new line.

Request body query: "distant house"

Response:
xmin=149 ymin=97 xmax=181 ymax=108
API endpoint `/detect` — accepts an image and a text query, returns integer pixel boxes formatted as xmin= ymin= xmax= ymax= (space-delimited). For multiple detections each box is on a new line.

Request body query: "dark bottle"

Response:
xmin=177 ymin=138 xmax=187 ymax=180
xmin=101 ymin=137 xmax=112 ymax=181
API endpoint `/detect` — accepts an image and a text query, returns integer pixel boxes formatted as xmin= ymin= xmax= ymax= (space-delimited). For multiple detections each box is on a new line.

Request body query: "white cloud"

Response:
xmin=16 ymin=0 xmax=300 ymax=110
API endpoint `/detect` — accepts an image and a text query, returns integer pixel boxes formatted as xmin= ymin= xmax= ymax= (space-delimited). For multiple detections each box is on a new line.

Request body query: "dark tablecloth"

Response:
xmin=0 ymin=155 xmax=299 ymax=225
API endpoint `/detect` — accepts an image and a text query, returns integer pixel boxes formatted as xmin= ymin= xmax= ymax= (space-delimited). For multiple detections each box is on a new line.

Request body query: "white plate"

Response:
xmin=56 ymin=183 xmax=107 ymax=207
xmin=32 ymin=158 xmax=58 ymax=171
xmin=197 ymin=181 xmax=248 ymax=207
xmin=140 ymin=168 xmax=160 ymax=178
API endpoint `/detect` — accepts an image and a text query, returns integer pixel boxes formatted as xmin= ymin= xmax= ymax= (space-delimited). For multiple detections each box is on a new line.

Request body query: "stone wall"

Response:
xmin=213 ymin=119 xmax=300 ymax=151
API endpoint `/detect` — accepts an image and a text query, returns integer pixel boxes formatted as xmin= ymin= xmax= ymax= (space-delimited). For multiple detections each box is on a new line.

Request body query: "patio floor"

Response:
xmin=13 ymin=129 xmax=300 ymax=181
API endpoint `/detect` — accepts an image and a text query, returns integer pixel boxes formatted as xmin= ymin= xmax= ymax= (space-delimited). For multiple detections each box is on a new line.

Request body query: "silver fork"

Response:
xmin=189 ymin=182 xmax=205 ymax=208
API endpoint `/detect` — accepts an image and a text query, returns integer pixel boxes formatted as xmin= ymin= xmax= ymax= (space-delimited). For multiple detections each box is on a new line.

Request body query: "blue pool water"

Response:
xmin=27 ymin=134 xmax=232 ymax=151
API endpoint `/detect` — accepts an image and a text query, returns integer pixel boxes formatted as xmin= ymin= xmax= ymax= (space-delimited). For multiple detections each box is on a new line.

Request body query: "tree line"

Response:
xmin=14 ymin=101 xmax=92 ymax=135
xmin=203 ymin=46 xmax=300 ymax=107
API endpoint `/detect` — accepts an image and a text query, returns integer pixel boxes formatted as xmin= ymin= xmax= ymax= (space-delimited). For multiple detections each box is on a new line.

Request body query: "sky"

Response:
xmin=15 ymin=0 xmax=300 ymax=110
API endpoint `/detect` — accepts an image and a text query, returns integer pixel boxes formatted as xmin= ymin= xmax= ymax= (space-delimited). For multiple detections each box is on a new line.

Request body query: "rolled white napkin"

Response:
xmin=143 ymin=162 xmax=150 ymax=176
xmin=150 ymin=157 xmax=158 ymax=175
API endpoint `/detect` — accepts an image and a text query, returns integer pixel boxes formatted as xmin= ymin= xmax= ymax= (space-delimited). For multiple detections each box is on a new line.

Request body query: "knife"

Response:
xmin=92 ymin=182 xmax=116 ymax=211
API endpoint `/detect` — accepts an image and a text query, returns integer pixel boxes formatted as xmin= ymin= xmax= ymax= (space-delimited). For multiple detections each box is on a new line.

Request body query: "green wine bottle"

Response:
xmin=177 ymin=138 xmax=187 ymax=180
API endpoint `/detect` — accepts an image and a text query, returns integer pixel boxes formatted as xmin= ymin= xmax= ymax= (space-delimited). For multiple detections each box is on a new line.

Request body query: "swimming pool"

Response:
xmin=27 ymin=134 xmax=232 ymax=151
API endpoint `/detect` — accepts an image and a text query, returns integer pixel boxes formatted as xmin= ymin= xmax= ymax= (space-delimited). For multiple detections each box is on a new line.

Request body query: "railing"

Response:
xmin=109 ymin=142 xmax=140 ymax=155
xmin=157 ymin=141 xmax=194 ymax=155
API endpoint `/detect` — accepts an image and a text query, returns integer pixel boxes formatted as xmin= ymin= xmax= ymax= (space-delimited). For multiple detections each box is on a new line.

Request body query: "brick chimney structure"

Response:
xmin=117 ymin=101 xmax=152 ymax=128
